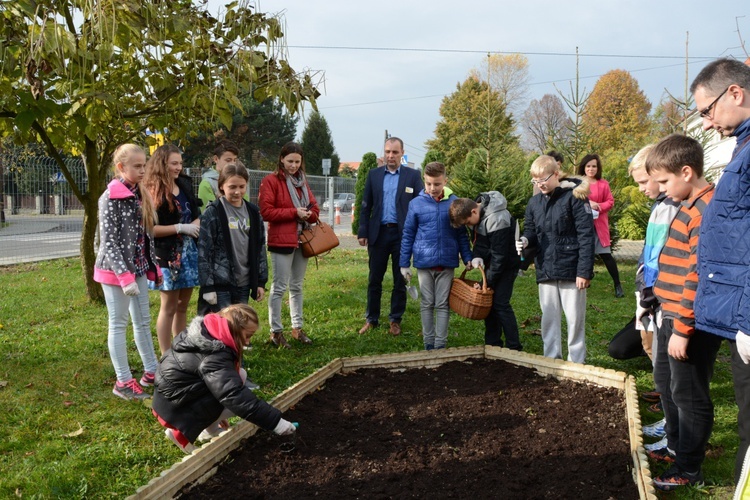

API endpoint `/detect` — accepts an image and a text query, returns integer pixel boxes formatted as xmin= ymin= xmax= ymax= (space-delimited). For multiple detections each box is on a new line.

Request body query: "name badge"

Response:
xmin=405 ymin=187 xmax=413 ymax=193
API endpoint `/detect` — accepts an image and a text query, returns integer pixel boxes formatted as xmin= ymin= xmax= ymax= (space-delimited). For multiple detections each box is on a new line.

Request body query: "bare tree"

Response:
xmin=470 ymin=54 xmax=530 ymax=116
xmin=523 ymin=94 xmax=571 ymax=153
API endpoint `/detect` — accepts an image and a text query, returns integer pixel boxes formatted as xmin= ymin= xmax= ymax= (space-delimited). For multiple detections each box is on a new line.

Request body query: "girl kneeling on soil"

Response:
xmin=94 ymin=144 xmax=162 ymax=401
xmin=152 ymin=304 xmax=296 ymax=454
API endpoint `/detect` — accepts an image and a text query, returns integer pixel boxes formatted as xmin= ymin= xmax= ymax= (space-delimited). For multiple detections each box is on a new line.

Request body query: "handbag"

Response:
xmin=299 ymin=221 xmax=340 ymax=258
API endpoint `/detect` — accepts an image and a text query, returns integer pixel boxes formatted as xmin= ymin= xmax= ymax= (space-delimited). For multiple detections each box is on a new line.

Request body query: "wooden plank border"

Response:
xmin=131 ymin=346 xmax=655 ymax=499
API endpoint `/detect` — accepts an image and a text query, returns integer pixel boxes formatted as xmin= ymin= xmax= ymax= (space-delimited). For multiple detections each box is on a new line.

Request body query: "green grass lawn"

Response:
xmin=0 ymin=251 xmax=738 ymax=498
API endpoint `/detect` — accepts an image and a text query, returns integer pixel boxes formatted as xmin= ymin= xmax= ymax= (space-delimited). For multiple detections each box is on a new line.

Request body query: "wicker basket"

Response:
xmin=449 ymin=267 xmax=494 ymax=320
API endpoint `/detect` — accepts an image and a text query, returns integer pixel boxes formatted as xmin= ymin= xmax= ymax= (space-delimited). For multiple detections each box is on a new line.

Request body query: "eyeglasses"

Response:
xmin=531 ymin=172 xmax=555 ymax=186
xmin=698 ymin=87 xmax=730 ymax=119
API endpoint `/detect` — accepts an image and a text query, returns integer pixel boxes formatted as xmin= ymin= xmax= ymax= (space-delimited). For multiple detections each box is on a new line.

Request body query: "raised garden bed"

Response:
xmin=132 ymin=347 xmax=656 ymax=499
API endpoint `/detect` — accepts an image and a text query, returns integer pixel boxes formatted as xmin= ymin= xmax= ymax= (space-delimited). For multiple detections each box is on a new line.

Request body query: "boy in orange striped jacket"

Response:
xmin=647 ymin=134 xmax=719 ymax=491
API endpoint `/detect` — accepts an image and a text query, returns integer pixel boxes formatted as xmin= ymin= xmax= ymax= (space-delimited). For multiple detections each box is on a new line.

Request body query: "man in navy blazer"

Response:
xmin=357 ymin=137 xmax=423 ymax=335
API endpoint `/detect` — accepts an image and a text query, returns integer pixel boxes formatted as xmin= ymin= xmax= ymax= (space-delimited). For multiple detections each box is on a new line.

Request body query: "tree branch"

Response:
xmin=30 ymin=121 xmax=85 ymax=203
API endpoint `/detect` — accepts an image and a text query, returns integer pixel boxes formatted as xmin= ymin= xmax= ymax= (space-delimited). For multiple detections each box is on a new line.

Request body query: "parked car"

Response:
xmin=322 ymin=192 xmax=355 ymax=212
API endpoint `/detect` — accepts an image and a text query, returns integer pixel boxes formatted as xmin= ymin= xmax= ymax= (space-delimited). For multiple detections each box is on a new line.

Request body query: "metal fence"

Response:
xmin=0 ymin=153 xmax=356 ymax=265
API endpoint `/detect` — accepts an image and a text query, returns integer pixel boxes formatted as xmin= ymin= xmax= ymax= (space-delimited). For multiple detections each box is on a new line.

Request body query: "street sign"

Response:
xmin=401 ymin=155 xmax=408 ymax=167
xmin=322 ymin=158 xmax=331 ymax=176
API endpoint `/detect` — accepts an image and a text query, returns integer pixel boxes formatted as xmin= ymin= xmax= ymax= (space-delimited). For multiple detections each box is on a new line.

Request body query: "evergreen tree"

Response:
xmin=421 ymin=150 xmax=446 ymax=169
xmin=300 ymin=111 xmax=340 ymax=176
xmin=182 ymin=96 xmax=297 ymax=171
xmin=352 ymin=152 xmax=378 ymax=234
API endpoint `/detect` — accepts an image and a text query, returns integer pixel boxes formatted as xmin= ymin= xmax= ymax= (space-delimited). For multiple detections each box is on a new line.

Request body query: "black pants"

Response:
xmin=365 ymin=226 xmax=406 ymax=325
xmin=598 ymin=252 xmax=621 ymax=286
xmin=730 ymin=339 xmax=750 ymax=482
xmin=608 ymin=317 xmax=646 ymax=360
xmin=654 ymin=319 xmax=721 ymax=473
xmin=484 ymin=268 xmax=521 ymax=350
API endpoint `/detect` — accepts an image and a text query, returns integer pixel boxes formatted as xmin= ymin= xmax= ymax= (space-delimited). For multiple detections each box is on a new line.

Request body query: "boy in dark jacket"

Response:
xmin=450 ymin=192 xmax=522 ymax=350
xmin=152 ymin=304 xmax=296 ymax=453
xmin=399 ymin=162 xmax=474 ymax=350
xmin=517 ymin=155 xmax=595 ymax=364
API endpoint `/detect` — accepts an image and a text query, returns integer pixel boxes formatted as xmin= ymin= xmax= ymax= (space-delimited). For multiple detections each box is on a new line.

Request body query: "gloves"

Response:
xmin=400 ymin=267 xmax=412 ymax=281
xmin=634 ymin=291 xmax=648 ymax=331
xmin=122 ymin=281 xmax=140 ymax=296
xmin=736 ymin=331 xmax=750 ymax=365
xmin=176 ymin=223 xmax=200 ymax=238
xmin=203 ymin=292 xmax=217 ymax=305
xmin=273 ymin=418 xmax=297 ymax=436
xmin=515 ymin=236 xmax=528 ymax=256
xmin=639 ymin=287 xmax=658 ymax=310
xmin=470 ymin=257 xmax=484 ymax=269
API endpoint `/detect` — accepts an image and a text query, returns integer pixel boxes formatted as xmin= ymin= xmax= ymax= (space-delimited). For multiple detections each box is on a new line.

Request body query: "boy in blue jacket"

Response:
xmin=399 ymin=162 xmax=476 ymax=350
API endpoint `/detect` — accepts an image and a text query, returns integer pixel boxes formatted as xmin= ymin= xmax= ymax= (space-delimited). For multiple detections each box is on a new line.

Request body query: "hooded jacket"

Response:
xmin=152 ymin=315 xmax=282 ymax=443
xmin=399 ymin=188 xmax=472 ymax=269
xmin=472 ymin=191 xmax=520 ymax=286
xmin=198 ymin=169 xmax=220 ymax=209
xmin=93 ymin=179 xmax=161 ymax=287
xmin=522 ymin=176 xmax=596 ymax=283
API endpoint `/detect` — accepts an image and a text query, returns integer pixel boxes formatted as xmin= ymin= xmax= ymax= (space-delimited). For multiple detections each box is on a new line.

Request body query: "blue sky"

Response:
xmin=210 ymin=1 xmax=750 ymax=165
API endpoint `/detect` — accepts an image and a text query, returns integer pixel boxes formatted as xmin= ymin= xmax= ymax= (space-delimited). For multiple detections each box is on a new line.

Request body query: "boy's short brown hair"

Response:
xmin=449 ymin=198 xmax=478 ymax=228
xmin=646 ymin=134 xmax=704 ymax=177
xmin=424 ymin=161 xmax=446 ymax=178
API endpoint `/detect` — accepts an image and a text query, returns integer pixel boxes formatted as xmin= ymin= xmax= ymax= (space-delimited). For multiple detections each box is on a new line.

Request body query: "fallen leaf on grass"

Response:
xmin=24 ymin=382 xmax=33 ymax=388
xmin=63 ymin=424 xmax=84 ymax=438
xmin=590 ymin=304 xmax=604 ymax=313
xmin=63 ymin=401 xmax=74 ymax=407
xmin=0 ymin=380 xmax=7 ymax=389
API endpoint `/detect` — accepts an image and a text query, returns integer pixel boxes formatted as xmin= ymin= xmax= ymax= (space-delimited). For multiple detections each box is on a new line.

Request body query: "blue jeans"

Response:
xmin=101 ymin=275 xmax=158 ymax=383
xmin=216 ymin=285 xmax=251 ymax=309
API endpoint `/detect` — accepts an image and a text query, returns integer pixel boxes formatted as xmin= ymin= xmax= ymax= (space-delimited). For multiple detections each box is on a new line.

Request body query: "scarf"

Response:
xmin=285 ymin=171 xmax=311 ymax=233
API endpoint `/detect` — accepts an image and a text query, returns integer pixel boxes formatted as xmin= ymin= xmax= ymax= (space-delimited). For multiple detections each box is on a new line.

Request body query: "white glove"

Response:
xmin=736 ymin=331 xmax=750 ymax=365
xmin=400 ymin=267 xmax=412 ymax=281
xmin=273 ymin=418 xmax=296 ymax=436
xmin=122 ymin=281 xmax=140 ymax=296
xmin=515 ymin=236 xmax=528 ymax=256
xmin=176 ymin=223 xmax=200 ymax=238
xmin=634 ymin=292 xmax=647 ymax=331
xmin=471 ymin=258 xmax=484 ymax=269
xmin=203 ymin=292 xmax=217 ymax=305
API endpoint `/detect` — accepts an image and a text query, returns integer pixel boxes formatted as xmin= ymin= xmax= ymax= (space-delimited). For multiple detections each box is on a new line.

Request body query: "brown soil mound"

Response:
xmin=180 ymin=358 xmax=638 ymax=499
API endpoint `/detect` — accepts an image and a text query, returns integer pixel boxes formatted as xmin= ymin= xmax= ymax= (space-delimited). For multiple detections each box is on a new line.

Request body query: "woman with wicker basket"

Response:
xmin=399 ymin=162 xmax=475 ymax=350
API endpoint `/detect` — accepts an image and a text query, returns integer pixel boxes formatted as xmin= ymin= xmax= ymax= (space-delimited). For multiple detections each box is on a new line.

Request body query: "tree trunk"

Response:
xmin=80 ymin=194 xmax=102 ymax=302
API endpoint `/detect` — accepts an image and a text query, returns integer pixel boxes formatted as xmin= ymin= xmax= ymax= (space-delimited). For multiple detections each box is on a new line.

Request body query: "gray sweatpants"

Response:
xmin=417 ymin=268 xmax=454 ymax=349
xmin=538 ymin=280 xmax=587 ymax=364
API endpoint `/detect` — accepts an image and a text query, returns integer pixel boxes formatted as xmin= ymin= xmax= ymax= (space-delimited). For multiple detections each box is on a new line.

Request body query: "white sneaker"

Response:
xmin=643 ymin=418 xmax=666 ymax=438
xmin=165 ymin=428 xmax=196 ymax=454
xmin=197 ymin=426 xmax=227 ymax=442
xmin=644 ymin=435 xmax=668 ymax=452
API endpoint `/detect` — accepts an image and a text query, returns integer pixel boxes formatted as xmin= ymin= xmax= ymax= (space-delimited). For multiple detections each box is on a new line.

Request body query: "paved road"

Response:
xmin=0 ymin=212 xmax=643 ymax=266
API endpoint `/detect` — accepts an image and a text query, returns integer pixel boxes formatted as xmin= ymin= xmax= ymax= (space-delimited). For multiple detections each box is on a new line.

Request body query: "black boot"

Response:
xmin=614 ymin=284 xmax=624 ymax=298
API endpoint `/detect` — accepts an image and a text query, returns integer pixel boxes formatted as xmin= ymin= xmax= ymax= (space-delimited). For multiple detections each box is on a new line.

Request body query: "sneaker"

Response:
xmin=644 ymin=435 xmax=668 ymax=452
xmin=653 ymin=465 xmax=703 ymax=491
xmin=165 ymin=428 xmax=196 ymax=454
xmin=643 ymin=418 xmax=666 ymax=438
xmin=647 ymin=446 xmax=676 ymax=464
xmin=140 ymin=371 xmax=155 ymax=387
xmin=113 ymin=378 xmax=151 ymax=400
xmin=197 ymin=426 xmax=227 ymax=442
xmin=245 ymin=378 xmax=260 ymax=391
xmin=647 ymin=401 xmax=663 ymax=413
xmin=640 ymin=390 xmax=661 ymax=403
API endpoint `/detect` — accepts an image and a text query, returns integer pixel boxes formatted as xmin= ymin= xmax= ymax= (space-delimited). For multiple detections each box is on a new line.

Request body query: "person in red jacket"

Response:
xmin=258 ymin=142 xmax=319 ymax=348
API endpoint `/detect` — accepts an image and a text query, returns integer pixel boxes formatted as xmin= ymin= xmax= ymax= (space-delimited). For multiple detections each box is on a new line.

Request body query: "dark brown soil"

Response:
xmin=180 ymin=358 xmax=638 ymax=499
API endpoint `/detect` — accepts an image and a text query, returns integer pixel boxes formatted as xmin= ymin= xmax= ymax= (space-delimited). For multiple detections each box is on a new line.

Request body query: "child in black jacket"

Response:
xmin=450 ymin=192 xmax=522 ymax=350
